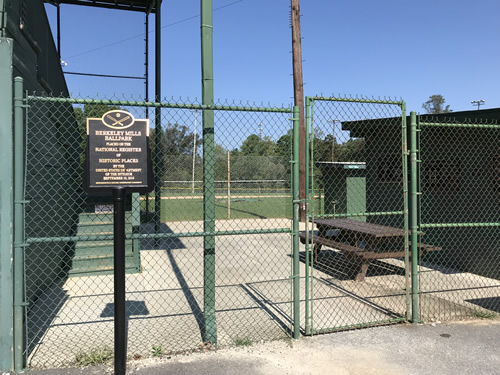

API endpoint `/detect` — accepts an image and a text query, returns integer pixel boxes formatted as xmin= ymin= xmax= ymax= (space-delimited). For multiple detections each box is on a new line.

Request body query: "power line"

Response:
xmin=63 ymin=0 xmax=243 ymax=61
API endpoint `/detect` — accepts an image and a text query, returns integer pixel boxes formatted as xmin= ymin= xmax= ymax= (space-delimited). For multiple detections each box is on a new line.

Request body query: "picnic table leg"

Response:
xmin=354 ymin=260 xmax=370 ymax=282
xmin=313 ymin=243 xmax=322 ymax=261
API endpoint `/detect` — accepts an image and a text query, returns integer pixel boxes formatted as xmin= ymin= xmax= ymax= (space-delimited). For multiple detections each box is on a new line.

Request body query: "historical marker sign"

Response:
xmin=84 ymin=110 xmax=153 ymax=193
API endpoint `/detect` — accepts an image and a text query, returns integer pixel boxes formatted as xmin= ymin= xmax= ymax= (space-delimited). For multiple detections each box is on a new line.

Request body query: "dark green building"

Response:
xmin=342 ymin=109 xmax=499 ymax=280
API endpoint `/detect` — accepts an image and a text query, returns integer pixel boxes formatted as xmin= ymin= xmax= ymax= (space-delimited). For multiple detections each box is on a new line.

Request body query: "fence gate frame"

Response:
xmin=303 ymin=96 xmax=411 ymax=335
xmin=415 ymin=113 xmax=500 ymax=321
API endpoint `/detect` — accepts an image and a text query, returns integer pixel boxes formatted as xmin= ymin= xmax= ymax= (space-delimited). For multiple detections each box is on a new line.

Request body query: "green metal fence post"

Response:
xmin=201 ymin=0 xmax=217 ymax=344
xmin=401 ymin=101 xmax=411 ymax=320
xmin=304 ymin=97 xmax=311 ymax=335
xmin=0 ymin=39 xmax=14 ymax=372
xmin=154 ymin=0 xmax=162 ymax=242
xmin=292 ymin=105 xmax=300 ymax=339
xmin=410 ymin=111 xmax=420 ymax=323
xmin=13 ymin=76 xmax=26 ymax=371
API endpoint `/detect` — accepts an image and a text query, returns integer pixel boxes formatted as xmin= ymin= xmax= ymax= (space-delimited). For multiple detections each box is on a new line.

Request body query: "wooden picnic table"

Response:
xmin=299 ymin=218 xmax=441 ymax=282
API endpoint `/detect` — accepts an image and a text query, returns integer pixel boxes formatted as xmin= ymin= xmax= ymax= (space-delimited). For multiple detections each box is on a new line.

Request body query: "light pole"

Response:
xmin=192 ymin=109 xmax=198 ymax=194
xmin=327 ymin=119 xmax=340 ymax=162
xmin=471 ymin=99 xmax=485 ymax=110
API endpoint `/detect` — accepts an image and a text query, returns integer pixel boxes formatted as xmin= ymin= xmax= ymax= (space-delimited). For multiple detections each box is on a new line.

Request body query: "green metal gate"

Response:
xmin=303 ymin=96 xmax=410 ymax=334
xmin=416 ymin=115 xmax=500 ymax=321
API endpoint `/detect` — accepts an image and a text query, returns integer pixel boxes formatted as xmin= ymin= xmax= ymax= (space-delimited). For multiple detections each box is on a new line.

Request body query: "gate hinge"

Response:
xmin=14 ymin=243 xmax=29 ymax=248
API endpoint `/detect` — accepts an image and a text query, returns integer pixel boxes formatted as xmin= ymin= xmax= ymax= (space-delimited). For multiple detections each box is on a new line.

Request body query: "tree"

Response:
xmin=422 ymin=95 xmax=452 ymax=114
xmin=240 ymin=134 xmax=276 ymax=156
xmin=150 ymin=123 xmax=201 ymax=181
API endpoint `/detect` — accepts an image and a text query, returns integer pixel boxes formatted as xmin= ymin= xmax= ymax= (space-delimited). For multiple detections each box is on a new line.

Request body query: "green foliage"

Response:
xmin=74 ymin=346 xmax=113 ymax=367
xmin=152 ymin=344 xmax=165 ymax=357
xmin=473 ymin=310 xmax=499 ymax=320
xmin=422 ymin=94 xmax=452 ymax=114
xmin=240 ymin=134 xmax=276 ymax=156
xmin=274 ymin=130 xmax=293 ymax=157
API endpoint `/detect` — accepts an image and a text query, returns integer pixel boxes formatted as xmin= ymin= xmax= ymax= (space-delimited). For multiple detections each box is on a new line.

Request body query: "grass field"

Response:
xmin=141 ymin=196 xmax=295 ymax=221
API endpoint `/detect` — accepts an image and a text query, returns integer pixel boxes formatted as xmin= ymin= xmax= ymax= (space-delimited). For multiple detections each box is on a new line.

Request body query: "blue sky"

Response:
xmin=45 ymin=0 xmax=500 ymax=113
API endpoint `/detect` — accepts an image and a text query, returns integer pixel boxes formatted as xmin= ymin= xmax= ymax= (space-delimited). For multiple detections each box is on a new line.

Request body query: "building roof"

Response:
xmin=44 ymin=0 xmax=161 ymax=13
xmin=342 ymin=108 xmax=500 ymax=137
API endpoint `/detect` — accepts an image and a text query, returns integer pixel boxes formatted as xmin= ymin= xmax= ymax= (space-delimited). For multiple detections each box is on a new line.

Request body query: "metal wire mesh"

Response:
xmin=23 ymin=94 xmax=294 ymax=368
xmin=304 ymin=97 xmax=409 ymax=333
xmin=418 ymin=117 xmax=500 ymax=321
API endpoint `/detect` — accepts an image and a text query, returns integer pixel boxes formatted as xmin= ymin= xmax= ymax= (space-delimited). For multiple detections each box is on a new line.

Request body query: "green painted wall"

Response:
xmin=6 ymin=1 xmax=81 ymax=304
xmin=0 ymin=1 xmax=81 ymax=369
xmin=0 ymin=37 xmax=14 ymax=373
xmin=346 ymin=113 xmax=499 ymax=279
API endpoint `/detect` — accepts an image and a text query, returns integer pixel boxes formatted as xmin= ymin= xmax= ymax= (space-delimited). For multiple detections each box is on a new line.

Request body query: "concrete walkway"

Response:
xmin=23 ymin=319 xmax=500 ymax=375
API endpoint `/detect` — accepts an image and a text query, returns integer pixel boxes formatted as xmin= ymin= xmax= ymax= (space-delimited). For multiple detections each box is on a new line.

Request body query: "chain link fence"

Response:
xmin=304 ymin=97 xmax=409 ymax=334
xmin=15 ymin=90 xmax=500 ymax=370
xmin=417 ymin=116 xmax=500 ymax=321
xmin=22 ymin=93 xmax=295 ymax=368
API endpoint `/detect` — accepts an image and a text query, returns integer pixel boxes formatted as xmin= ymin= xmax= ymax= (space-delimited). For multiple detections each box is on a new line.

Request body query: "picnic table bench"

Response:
xmin=299 ymin=218 xmax=441 ymax=281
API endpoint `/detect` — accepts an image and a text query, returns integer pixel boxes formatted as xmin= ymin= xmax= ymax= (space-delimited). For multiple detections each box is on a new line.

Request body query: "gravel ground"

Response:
xmin=18 ymin=319 xmax=500 ymax=375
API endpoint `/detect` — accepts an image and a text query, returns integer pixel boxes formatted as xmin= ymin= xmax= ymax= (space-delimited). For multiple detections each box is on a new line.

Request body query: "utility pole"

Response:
xmin=471 ymin=99 xmax=485 ymax=110
xmin=291 ymin=0 xmax=306 ymax=221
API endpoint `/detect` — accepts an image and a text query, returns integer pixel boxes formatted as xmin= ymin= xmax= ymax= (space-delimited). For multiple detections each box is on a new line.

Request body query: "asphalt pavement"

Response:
xmin=14 ymin=319 xmax=500 ymax=375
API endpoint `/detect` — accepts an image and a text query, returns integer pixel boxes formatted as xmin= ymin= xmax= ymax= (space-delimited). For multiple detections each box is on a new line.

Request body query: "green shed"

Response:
xmin=316 ymin=162 xmax=366 ymax=221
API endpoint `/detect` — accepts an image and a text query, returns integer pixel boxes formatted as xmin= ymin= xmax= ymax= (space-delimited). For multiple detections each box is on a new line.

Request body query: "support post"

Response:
xmin=201 ymin=0 xmax=217 ymax=344
xmin=304 ymin=97 xmax=311 ymax=335
xmin=291 ymin=0 xmax=306 ymax=222
xmin=113 ymin=188 xmax=127 ymax=375
xmin=292 ymin=105 xmax=301 ymax=339
xmin=401 ymin=102 xmax=411 ymax=320
xmin=145 ymin=12 xmax=150 ymax=214
xmin=154 ymin=0 xmax=162 ymax=240
xmin=0 ymin=40 xmax=14 ymax=373
xmin=56 ymin=4 xmax=61 ymax=58
xmin=410 ymin=111 xmax=420 ymax=323
xmin=13 ymin=76 xmax=26 ymax=372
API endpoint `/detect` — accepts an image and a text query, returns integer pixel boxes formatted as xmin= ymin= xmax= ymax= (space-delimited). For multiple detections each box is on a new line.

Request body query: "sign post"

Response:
xmin=84 ymin=110 xmax=153 ymax=375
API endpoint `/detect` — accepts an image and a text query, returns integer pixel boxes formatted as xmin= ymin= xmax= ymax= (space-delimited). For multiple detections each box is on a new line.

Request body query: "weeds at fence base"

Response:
xmin=234 ymin=337 xmax=253 ymax=347
xmin=152 ymin=344 xmax=165 ymax=357
xmin=74 ymin=346 xmax=113 ymax=367
xmin=473 ymin=311 xmax=500 ymax=320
